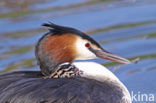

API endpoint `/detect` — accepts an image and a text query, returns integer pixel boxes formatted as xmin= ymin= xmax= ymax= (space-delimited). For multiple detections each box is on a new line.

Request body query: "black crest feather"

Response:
xmin=42 ymin=22 xmax=79 ymax=34
xmin=42 ymin=22 xmax=103 ymax=49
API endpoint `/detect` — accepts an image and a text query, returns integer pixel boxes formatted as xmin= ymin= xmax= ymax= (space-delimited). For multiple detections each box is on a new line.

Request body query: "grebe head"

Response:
xmin=35 ymin=23 xmax=131 ymax=76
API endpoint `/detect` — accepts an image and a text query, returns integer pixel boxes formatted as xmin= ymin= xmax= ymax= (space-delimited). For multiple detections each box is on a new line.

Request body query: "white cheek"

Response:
xmin=75 ymin=38 xmax=96 ymax=60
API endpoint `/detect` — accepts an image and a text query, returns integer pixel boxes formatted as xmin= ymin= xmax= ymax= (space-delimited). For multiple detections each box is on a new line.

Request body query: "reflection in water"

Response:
xmin=0 ymin=0 xmax=117 ymax=19
xmin=0 ymin=0 xmax=48 ymax=13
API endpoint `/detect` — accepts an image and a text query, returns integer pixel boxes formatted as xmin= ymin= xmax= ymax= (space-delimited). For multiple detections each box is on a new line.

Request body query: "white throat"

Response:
xmin=73 ymin=62 xmax=131 ymax=103
xmin=73 ymin=62 xmax=119 ymax=82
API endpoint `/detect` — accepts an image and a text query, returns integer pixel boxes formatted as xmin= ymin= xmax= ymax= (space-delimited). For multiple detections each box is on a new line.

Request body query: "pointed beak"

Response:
xmin=89 ymin=47 xmax=131 ymax=64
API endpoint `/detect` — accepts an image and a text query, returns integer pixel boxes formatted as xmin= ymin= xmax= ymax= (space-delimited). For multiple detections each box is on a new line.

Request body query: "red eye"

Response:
xmin=85 ymin=43 xmax=90 ymax=48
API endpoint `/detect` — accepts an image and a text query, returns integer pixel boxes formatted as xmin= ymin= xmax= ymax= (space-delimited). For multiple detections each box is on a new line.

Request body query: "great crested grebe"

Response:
xmin=0 ymin=23 xmax=132 ymax=103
